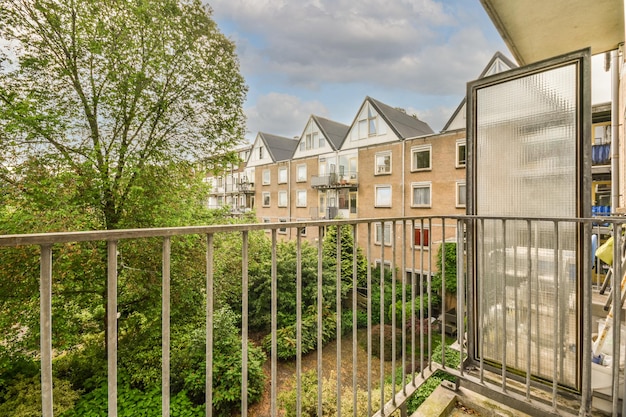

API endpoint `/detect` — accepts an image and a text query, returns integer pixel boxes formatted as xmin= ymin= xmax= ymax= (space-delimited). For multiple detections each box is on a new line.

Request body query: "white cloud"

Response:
xmin=208 ymin=0 xmax=498 ymax=95
xmin=244 ymin=93 xmax=329 ymax=139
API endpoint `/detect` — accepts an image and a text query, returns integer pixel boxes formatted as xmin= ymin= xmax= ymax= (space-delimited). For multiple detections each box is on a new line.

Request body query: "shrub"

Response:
xmin=171 ymin=306 xmax=266 ymax=415
xmin=263 ymin=306 xmax=337 ymax=360
xmin=432 ymin=242 xmax=458 ymax=294
xmin=390 ymin=293 xmax=441 ymax=328
xmin=60 ymin=380 xmax=203 ymax=417
xmin=0 ymin=374 xmax=79 ymax=417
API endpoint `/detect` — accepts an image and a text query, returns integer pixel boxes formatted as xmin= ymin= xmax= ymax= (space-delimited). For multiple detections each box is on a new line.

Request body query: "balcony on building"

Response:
xmin=310 ymin=171 xmax=358 ymax=189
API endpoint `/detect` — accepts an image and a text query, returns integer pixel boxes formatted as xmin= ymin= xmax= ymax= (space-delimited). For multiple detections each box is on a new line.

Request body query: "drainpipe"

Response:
xmin=611 ymin=49 xmax=620 ymax=212
xmin=401 ymin=140 xmax=406 ymax=218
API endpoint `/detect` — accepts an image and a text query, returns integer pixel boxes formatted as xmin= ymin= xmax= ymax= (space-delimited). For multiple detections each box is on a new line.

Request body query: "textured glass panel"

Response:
xmin=475 ymin=63 xmax=579 ymax=388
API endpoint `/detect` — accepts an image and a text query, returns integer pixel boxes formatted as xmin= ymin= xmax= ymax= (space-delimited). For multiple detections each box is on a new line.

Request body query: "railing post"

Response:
xmin=40 ymin=244 xmax=53 ymax=417
xmin=162 ymin=237 xmax=171 ymax=417
xmin=107 ymin=240 xmax=118 ymax=417
xmin=206 ymin=233 xmax=214 ymax=417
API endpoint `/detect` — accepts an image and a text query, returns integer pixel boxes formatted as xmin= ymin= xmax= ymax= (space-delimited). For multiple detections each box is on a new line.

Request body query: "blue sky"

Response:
xmin=207 ymin=0 xmax=611 ymax=142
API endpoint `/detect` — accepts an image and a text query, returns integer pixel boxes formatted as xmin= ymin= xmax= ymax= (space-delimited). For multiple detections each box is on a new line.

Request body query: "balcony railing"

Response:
xmin=237 ymin=181 xmax=255 ymax=193
xmin=311 ymin=172 xmax=358 ymax=189
xmin=1 ymin=215 xmax=624 ymax=416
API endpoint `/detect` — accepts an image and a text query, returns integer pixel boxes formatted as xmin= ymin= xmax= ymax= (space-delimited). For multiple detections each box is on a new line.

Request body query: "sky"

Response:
xmin=207 ymin=0 xmax=612 ymax=142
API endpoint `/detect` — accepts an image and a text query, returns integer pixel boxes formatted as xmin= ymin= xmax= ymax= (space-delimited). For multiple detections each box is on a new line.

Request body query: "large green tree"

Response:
xmin=0 ymin=0 xmax=247 ymax=231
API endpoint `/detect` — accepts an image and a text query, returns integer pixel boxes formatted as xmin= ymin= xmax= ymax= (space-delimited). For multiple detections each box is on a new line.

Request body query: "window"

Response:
xmin=296 ymin=164 xmax=307 ymax=182
xmin=349 ymin=191 xmax=357 ymax=214
xmin=375 ymin=222 xmax=392 ymax=246
xmin=296 ymin=219 xmax=307 ymax=236
xmin=456 ymin=140 xmax=466 ymax=168
xmin=375 ymin=185 xmax=392 ymax=207
xmin=375 ymin=152 xmax=391 ymax=174
xmin=411 ymin=182 xmax=431 ymax=207
xmin=262 ymin=169 xmax=270 ymax=185
xmin=296 ymin=190 xmax=307 ymax=207
xmin=413 ymin=226 xmax=430 ymax=249
xmin=351 ymin=103 xmax=387 ymax=140
xmin=456 ymin=181 xmax=466 ymax=208
xmin=217 ymin=176 xmax=223 ymax=187
xmin=278 ymin=218 xmax=287 ymax=234
xmin=278 ymin=167 xmax=288 ymax=184
xmin=262 ymin=192 xmax=270 ymax=207
xmin=278 ymin=191 xmax=288 ymax=207
xmin=258 ymin=146 xmax=264 ymax=159
xmin=411 ymin=145 xmax=431 ymax=171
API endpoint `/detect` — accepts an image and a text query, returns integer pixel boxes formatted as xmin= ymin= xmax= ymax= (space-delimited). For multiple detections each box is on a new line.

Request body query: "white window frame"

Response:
xmin=375 ymin=222 xmax=392 ymax=246
xmin=411 ymin=145 xmax=432 ymax=171
xmin=375 ymin=151 xmax=392 ymax=175
xmin=278 ymin=190 xmax=288 ymax=207
xmin=375 ymin=185 xmax=392 ymax=208
xmin=278 ymin=218 xmax=287 ymax=234
xmin=296 ymin=190 xmax=307 ymax=207
xmin=413 ymin=225 xmax=430 ymax=250
xmin=296 ymin=164 xmax=307 ymax=182
xmin=262 ymin=192 xmax=271 ymax=207
xmin=456 ymin=139 xmax=466 ymax=168
xmin=456 ymin=181 xmax=466 ymax=208
xmin=262 ymin=169 xmax=270 ymax=185
xmin=278 ymin=167 xmax=288 ymax=184
xmin=411 ymin=182 xmax=432 ymax=208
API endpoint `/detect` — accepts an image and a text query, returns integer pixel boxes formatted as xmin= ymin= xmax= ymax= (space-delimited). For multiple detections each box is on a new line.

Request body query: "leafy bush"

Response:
xmin=340 ymin=308 xmax=368 ymax=335
xmin=391 ymin=293 xmax=441 ymax=327
xmin=60 ymin=380 xmax=203 ymax=417
xmin=171 ymin=306 xmax=266 ymax=416
xmin=263 ymin=306 xmax=337 ymax=360
xmin=432 ymin=242 xmax=458 ymax=294
xmin=0 ymin=374 xmax=79 ymax=417
xmin=279 ymin=370 xmax=402 ymax=417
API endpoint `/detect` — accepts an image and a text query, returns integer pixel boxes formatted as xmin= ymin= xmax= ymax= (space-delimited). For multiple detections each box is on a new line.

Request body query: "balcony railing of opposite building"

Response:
xmin=0 ymin=215 xmax=623 ymax=416
xmin=310 ymin=172 xmax=358 ymax=189
xmin=237 ymin=181 xmax=255 ymax=193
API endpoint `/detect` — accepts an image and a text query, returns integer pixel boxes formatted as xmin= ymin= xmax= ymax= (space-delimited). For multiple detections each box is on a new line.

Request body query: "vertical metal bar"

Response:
xmin=411 ymin=219 xmax=417 ymax=384
xmin=581 ymin=219 xmax=593 ymax=416
xmin=40 ymin=244 xmax=53 ymax=417
xmin=457 ymin=220 xmax=465 ymax=377
xmin=612 ymin=228 xmax=622 ymax=416
xmin=206 ymin=234 xmax=214 ymax=417
xmin=297 ymin=230 xmax=303 ymax=417
xmin=272 ymin=230 xmax=278 ymax=417
xmin=501 ymin=219 xmax=506 ymax=390
xmin=419 ymin=219 xmax=424 ymax=378
xmin=391 ymin=221 xmax=397 ymax=405
xmin=380 ymin=223 xmax=385 ymax=416
xmin=427 ymin=218 xmax=433 ymax=369
xmin=479 ymin=219 xmax=485 ymax=383
xmin=241 ymin=231 xmax=249 ymax=417
xmin=367 ymin=222 xmax=373 ymax=416
xmin=441 ymin=220 xmax=446 ymax=369
xmin=352 ymin=224 xmax=358 ymax=417
xmin=401 ymin=220 xmax=407 ymax=394
xmin=162 ymin=238 xmax=171 ymax=417
xmin=107 ymin=240 xmax=118 ymax=417
xmin=552 ymin=222 xmax=560 ymax=410
xmin=336 ymin=225 xmax=342 ymax=417
xmin=525 ymin=220 xmax=532 ymax=400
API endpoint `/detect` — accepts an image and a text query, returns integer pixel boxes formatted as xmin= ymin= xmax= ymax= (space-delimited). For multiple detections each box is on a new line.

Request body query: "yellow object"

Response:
xmin=596 ymin=236 xmax=614 ymax=266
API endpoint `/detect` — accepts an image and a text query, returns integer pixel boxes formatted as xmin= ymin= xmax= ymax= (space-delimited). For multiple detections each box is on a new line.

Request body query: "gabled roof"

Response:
xmin=367 ymin=97 xmax=434 ymax=139
xmin=259 ymin=132 xmax=299 ymax=162
xmin=441 ymin=52 xmax=517 ymax=132
xmin=312 ymin=115 xmax=350 ymax=150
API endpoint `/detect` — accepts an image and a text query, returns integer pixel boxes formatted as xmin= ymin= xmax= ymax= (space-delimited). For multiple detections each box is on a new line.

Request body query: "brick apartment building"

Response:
xmin=207 ymin=52 xmax=516 ymax=277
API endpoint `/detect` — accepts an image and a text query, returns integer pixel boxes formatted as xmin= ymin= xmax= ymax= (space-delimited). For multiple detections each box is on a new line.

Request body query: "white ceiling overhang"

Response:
xmin=480 ymin=0 xmax=624 ymax=65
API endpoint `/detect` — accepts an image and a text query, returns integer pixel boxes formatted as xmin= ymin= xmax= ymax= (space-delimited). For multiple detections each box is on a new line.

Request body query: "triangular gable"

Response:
xmin=442 ymin=52 xmax=517 ymax=132
xmin=247 ymin=132 xmax=275 ymax=167
xmin=342 ymin=97 xmax=434 ymax=149
xmin=292 ymin=115 xmax=349 ymax=158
